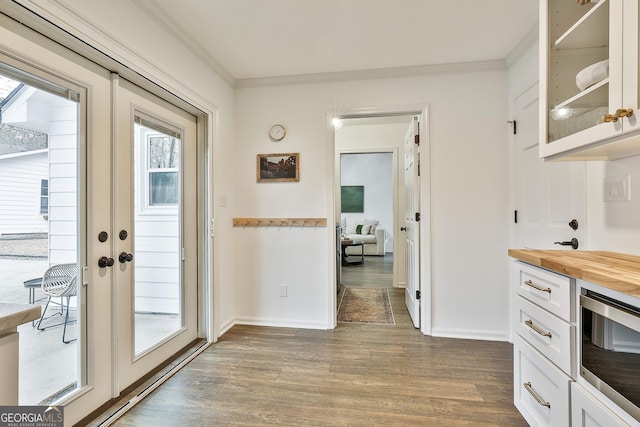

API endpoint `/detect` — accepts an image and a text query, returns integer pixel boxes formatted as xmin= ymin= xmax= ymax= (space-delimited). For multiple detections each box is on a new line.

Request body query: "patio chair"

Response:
xmin=36 ymin=263 xmax=78 ymax=344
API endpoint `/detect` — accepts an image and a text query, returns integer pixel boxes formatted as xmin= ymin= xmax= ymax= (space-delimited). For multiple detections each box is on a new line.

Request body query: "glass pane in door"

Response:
xmin=0 ymin=70 xmax=80 ymax=404
xmin=133 ymin=118 xmax=182 ymax=354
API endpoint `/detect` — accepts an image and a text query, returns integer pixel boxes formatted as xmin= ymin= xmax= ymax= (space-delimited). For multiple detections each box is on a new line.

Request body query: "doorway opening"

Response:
xmin=334 ymin=114 xmax=419 ymax=328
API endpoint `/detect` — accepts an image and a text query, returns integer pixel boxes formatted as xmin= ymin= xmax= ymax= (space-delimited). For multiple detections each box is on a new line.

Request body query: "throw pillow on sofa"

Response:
xmin=364 ymin=219 xmax=378 ymax=234
xmin=344 ymin=218 xmax=358 ymax=235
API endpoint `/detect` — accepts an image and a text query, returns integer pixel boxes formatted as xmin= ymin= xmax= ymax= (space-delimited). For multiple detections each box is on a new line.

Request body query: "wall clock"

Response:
xmin=269 ymin=124 xmax=287 ymax=142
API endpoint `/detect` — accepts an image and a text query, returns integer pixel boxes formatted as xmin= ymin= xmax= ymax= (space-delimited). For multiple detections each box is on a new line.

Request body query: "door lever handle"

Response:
xmin=554 ymin=238 xmax=579 ymax=250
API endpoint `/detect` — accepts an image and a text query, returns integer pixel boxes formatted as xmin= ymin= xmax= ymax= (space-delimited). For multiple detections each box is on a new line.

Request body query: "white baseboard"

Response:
xmin=218 ymin=318 xmax=236 ymax=336
xmin=233 ymin=316 xmax=331 ymax=330
xmin=431 ymin=326 xmax=509 ymax=342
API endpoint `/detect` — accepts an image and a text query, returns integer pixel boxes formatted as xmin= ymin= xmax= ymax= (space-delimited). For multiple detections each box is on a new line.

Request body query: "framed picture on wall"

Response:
xmin=257 ymin=153 xmax=300 ymax=182
xmin=341 ymin=185 xmax=364 ymax=213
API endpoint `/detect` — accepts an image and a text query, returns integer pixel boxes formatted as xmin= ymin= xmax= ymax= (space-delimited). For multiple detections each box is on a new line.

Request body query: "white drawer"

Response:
xmin=514 ymin=336 xmax=571 ymax=427
xmin=515 ymin=295 xmax=575 ymax=377
xmin=571 ymin=383 xmax=631 ymax=427
xmin=515 ymin=261 xmax=574 ymax=322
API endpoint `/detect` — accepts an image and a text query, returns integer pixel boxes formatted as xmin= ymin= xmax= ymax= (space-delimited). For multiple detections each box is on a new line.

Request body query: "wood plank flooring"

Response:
xmin=341 ymin=254 xmax=393 ymax=288
xmin=109 ymin=265 xmax=526 ymax=426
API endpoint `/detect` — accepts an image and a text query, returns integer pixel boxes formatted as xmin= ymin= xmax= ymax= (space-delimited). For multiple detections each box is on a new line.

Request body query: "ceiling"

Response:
xmin=136 ymin=0 xmax=539 ymax=82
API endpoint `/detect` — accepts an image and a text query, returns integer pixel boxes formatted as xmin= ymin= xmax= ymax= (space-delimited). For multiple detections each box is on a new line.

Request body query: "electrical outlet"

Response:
xmin=280 ymin=284 xmax=287 ymax=297
xmin=604 ymin=175 xmax=631 ymax=202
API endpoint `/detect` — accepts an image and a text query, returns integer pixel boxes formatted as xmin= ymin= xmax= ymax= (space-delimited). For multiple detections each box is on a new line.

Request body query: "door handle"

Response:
xmin=98 ymin=256 xmax=115 ymax=268
xmin=400 ymin=226 xmax=407 ymax=231
xmin=119 ymin=252 xmax=134 ymax=263
xmin=554 ymin=238 xmax=579 ymax=250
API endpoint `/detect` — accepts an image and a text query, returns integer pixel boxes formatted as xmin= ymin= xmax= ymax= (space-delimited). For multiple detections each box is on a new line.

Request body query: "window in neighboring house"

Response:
xmin=40 ymin=179 xmax=48 ymax=215
xmin=148 ymin=135 xmax=179 ymax=205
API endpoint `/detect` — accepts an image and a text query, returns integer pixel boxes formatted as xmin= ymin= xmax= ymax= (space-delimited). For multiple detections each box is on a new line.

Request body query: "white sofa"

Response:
xmin=341 ymin=218 xmax=385 ymax=256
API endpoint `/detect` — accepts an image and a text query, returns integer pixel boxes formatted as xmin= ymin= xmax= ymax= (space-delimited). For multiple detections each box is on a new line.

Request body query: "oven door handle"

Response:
xmin=581 ymin=294 xmax=640 ymax=332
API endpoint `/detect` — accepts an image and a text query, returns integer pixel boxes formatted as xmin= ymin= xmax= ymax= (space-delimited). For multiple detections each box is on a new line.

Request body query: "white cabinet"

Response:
xmin=513 ymin=261 xmax=575 ymax=427
xmin=515 ymin=336 xmax=572 ymax=427
xmin=514 ymin=295 xmax=575 ymax=376
xmin=571 ymin=382 xmax=630 ymax=427
xmin=516 ymin=262 xmax=575 ymax=322
xmin=540 ymin=0 xmax=640 ymax=160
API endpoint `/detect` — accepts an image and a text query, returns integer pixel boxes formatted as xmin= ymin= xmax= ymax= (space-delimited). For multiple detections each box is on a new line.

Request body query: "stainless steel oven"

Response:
xmin=580 ymin=290 xmax=640 ymax=422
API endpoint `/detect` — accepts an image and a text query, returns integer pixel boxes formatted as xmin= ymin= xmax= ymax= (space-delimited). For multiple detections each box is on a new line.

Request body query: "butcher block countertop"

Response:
xmin=0 ymin=303 xmax=41 ymax=332
xmin=508 ymin=249 xmax=640 ymax=299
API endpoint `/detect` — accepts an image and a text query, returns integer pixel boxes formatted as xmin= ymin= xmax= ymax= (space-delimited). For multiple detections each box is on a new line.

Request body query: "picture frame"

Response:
xmin=341 ymin=185 xmax=364 ymax=213
xmin=257 ymin=153 xmax=300 ymax=183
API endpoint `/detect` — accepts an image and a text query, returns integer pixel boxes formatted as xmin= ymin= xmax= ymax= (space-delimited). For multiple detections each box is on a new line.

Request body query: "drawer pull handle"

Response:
xmin=524 ymin=319 xmax=552 ymax=338
xmin=523 ymin=382 xmax=551 ymax=408
xmin=523 ymin=280 xmax=551 ymax=294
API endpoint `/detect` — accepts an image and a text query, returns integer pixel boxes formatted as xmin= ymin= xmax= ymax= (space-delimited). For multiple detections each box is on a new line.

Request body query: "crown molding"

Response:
xmin=131 ymin=0 xmax=236 ymax=87
xmin=236 ymin=59 xmax=507 ymax=89
xmin=505 ymin=24 xmax=538 ymax=69
xmin=2 ymin=0 xmax=224 ymax=115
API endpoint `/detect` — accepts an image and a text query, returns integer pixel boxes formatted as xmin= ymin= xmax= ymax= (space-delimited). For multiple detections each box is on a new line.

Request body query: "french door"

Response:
xmin=113 ymin=76 xmax=198 ymax=391
xmin=0 ymin=16 xmax=202 ymax=424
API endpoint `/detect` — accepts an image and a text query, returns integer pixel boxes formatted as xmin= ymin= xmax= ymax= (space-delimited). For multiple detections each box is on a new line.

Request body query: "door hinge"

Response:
xmin=416 ymin=290 xmax=421 ymax=300
xmin=514 ymin=210 xmax=518 ymax=224
xmin=508 ymin=120 xmax=517 ymax=135
xmin=82 ymin=266 xmax=89 ymax=287
xmin=414 ymin=135 xmax=420 ymax=145
xmin=415 ymin=212 xmax=421 ymax=222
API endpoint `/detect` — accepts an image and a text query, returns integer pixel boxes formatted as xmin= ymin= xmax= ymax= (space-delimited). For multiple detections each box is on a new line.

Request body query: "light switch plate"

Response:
xmin=604 ymin=175 xmax=631 ymax=202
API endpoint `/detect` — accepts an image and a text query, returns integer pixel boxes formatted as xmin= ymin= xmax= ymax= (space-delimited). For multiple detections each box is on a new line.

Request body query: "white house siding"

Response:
xmin=0 ymin=151 xmax=48 ymax=235
xmin=42 ymin=96 xmax=78 ymax=265
xmin=133 ymin=125 xmax=181 ymax=314
xmin=134 ymin=219 xmax=180 ymax=314
xmin=1 ymin=85 xmax=78 ymax=266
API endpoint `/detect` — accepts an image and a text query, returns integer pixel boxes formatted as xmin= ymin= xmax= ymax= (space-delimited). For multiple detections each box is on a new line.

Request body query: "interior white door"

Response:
xmin=404 ymin=118 xmax=420 ymax=328
xmin=114 ymin=77 xmax=198 ymax=391
xmin=515 ymin=83 xmax=586 ymax=249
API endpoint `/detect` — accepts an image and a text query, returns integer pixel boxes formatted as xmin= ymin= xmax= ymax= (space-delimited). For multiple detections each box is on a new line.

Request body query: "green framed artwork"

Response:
xmin=341 ymin=185 xmax=364 ymax=213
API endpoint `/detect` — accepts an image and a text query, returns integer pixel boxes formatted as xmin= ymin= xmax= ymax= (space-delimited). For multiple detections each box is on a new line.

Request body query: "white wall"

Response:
xmin=340 ymin=152 xmax=394 ymax=252
xmin=586 ymin=156 xmax=640 ymax=254
xmin=235 ymin=68 xmax=511 ymax=339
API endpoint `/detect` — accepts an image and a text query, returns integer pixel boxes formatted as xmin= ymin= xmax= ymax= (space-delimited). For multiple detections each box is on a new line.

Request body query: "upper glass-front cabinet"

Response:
xmin=540 ymin=0 xmax=640 ymax=160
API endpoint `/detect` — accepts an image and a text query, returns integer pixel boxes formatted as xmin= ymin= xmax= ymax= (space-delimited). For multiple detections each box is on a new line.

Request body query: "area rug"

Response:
xmin=337 ymin=288 xmax=395 ymax=325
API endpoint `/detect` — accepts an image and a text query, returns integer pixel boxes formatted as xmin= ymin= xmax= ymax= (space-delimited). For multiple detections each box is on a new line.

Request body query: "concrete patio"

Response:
xmin=1 ymin=237 xmax=178 ymax=405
